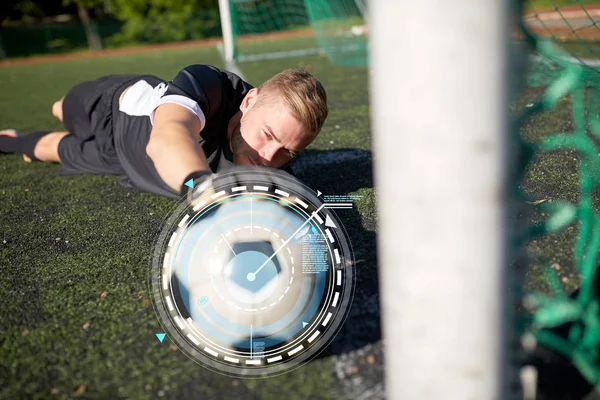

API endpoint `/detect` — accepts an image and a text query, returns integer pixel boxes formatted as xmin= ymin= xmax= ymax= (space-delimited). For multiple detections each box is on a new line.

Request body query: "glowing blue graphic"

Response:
xmin=150 ymin=169 xmax=355 ymax=378
xmin=197 ymin=296 xmax=208 ymax=306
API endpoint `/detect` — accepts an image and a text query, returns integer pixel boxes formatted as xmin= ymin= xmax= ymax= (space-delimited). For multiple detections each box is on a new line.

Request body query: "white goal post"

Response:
xmin=371 ymin=0 xmax=512 ymax=398
xmin=218 ymin=0 xmax=236 ymax=63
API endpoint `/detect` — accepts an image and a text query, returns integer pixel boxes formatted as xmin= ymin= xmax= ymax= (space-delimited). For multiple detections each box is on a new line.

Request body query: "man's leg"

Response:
xmin=52 ymin=97 xmax=64 ymax=123
xmin=33 ymin=131 xmax=68 ymax=162
xmin=0 ymin=96 xmax=68 ymax=162
xmin=0 ymin=130 xmax=65 ymax=162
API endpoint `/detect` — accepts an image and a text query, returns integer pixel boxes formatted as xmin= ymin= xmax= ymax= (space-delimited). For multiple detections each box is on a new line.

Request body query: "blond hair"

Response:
xmin=257 ymin=69 xmax=328 ymax=138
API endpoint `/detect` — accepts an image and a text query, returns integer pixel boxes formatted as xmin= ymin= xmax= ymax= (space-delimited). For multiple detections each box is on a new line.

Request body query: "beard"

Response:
xmin=230 ymin=119 xmax=251 ymax=165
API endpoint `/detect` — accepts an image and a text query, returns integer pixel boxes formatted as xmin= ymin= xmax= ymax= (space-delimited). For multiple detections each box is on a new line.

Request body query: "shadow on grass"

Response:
xmin=291 ymin=149 xmax=380 ymax=357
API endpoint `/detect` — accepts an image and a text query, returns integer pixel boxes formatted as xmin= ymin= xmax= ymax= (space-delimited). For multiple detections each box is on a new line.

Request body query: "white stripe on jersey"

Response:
xmin=118 ymin=80 xmax=206 ymax=131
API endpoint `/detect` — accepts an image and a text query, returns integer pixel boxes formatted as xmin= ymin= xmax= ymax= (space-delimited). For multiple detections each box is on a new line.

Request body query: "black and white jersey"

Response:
xmin=55 ymin=65 xmax=295 ymax=199
xmin=117 ymin=64 xmax=252 ymax=170
xmin=119 ymin=64 xmax=251 ymax=144
xmin=113 ymin=65 xmax=253 ymax=198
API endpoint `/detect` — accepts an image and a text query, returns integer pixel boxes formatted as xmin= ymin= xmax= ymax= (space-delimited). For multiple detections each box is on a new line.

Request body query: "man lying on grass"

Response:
xmin=0 ymin=65 xmax=328 ymax=198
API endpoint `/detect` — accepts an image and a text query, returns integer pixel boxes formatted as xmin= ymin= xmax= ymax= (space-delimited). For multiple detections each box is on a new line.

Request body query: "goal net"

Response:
xmin=519 ymin=0 xmax=600 ymax=395
xmin=219 ymin=0 xmax=368 ymax=65
xmin=522 ymin=0 xmax=600 ymax=85
xmin=219 ymin=0 xmax=321 ymax=63
xmin=304 ymin=0 xmax=368 ymax=66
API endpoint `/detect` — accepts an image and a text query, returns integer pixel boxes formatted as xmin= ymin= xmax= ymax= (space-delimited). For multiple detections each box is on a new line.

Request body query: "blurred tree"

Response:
xmin=1 ymin=0 xmax=76 ymax=22
xmin=0 ymin=0 xmax=221 ymax=55
xmin=108 ymin=0 xmax=218 ymax=18
xmin=106 ymin=0 xmax=220 ymax=45
xmin=63 ymin=0 xmax=104 ymax=50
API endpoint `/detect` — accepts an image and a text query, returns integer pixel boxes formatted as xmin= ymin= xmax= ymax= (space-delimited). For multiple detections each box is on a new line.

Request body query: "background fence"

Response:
xmin=0 ymin=10 xmax=223 ymax=59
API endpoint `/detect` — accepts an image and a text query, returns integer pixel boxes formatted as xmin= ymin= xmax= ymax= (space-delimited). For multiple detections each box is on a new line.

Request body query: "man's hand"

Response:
xmin=146 ymin=103 xmax=210 ymax=193
xmin=184 ymin=170 xmax=218 ymax=207
xmin=183 ymin=165 xmax=297 ymax=206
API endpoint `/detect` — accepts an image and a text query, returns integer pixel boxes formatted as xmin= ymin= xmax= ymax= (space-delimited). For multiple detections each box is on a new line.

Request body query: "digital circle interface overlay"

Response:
xmin=150 ymin=168 xmax=355 ymax=378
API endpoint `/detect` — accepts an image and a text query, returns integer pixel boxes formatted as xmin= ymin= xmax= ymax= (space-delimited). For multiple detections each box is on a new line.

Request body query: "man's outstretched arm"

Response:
xmin=146 ymin=103 xmax=209 ymax=194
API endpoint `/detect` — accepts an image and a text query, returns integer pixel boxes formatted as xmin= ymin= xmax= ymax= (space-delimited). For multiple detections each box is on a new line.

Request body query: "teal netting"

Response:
xmin=521 ymin=0 xmax=600 ymax=391
xmin=304 ymin=0 xmax=368 ymax=67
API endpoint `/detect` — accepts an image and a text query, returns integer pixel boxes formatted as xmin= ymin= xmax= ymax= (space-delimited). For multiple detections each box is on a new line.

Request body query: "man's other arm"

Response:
xmin=146 ymin=103 xmax=209 ymax=193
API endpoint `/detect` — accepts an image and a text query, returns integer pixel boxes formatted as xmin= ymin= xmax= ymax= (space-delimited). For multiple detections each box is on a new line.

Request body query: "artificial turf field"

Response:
xmin=0 ymin=39 xmax=588 ymax=399
xmin=0 ymin=42 xmax=378 ymax=399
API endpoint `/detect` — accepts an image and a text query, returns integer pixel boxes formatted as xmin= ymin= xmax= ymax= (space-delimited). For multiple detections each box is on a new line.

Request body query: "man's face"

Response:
xmin=229 ymin=88 xmax=310 ymax=168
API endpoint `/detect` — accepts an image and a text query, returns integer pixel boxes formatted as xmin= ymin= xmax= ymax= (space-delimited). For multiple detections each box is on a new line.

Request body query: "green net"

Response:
xmin=229 ymin=0 xmax=321 ymax=62
xmin=523 ymin=1 xmax=600 ymax=61
xmin=304 ymin=0 xmax=368 ymax=67
xmin=521 ymin=0 xmax=600 ymax=392
xmin=232 ymin=0 xmax=309 ymax=34
xmin=225 ymin=0 xmax=368 ymax=65
xmin=523 ymin=0 xmax=600 ymax=85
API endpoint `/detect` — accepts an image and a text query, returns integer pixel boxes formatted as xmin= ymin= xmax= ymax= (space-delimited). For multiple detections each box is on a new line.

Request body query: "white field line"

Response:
xmin=529 ymin=53 xmax=600 ymax=68
xmin=237 ymin=48 xmax=322 ymax=63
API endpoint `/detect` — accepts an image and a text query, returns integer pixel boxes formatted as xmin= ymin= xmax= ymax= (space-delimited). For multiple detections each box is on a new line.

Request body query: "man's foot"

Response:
xmin=0 ymin=129 xmax=19 ymax=139
xmin=0 ymin=129 xmax=31 ymax=162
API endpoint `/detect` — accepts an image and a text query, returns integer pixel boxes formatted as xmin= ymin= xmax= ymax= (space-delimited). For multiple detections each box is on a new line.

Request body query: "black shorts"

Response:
xmin=57 ymin=74 xmax=145 ymax=176
xmin=111 ymin=76 xmax=182 ymax=198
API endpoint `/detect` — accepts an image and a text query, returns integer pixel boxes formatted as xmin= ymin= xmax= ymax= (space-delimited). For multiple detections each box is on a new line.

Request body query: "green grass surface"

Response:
xmin=518 ymin=84 xmax=589 ymax=294
xmin=0 ymin=41 xmax=373 ymax=399
xmin=0 ymin=31 xmax=590 ymax=399
xmin=235 ymin=35 xmax=321 ymax=61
